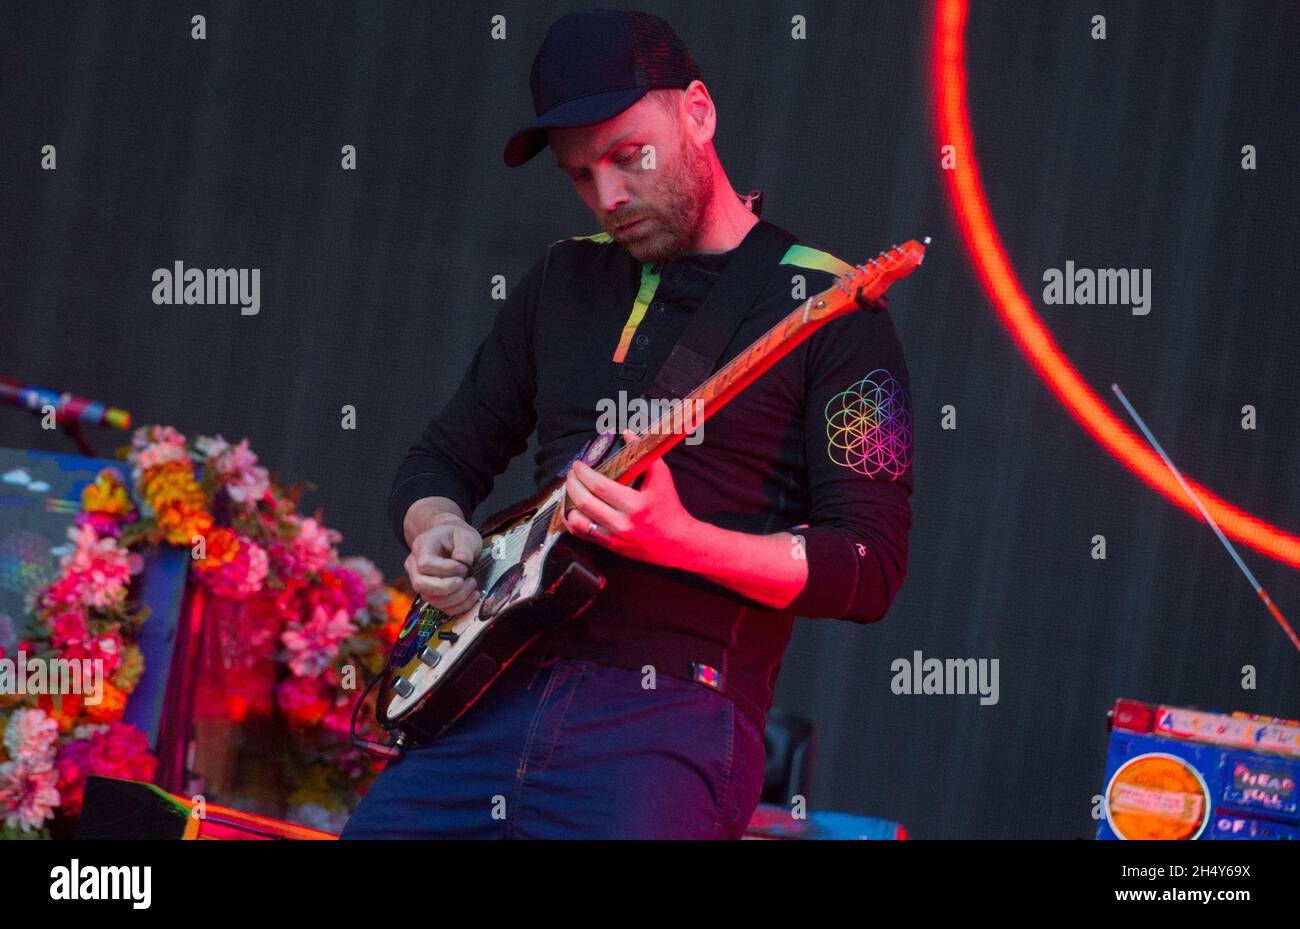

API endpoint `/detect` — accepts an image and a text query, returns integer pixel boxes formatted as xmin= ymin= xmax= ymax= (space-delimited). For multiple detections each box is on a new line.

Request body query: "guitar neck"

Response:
xmin=598 ymin=298 xmax=833 ymax=486
xmin=543 ymin=237 xmax=927 ymax=535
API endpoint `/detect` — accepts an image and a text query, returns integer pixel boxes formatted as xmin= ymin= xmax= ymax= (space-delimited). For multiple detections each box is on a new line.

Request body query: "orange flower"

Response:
xmin=140 ymin=460 xmax=212 ymax=545
xmin=386 ymin=588 xmax=414 ymax=623
xmin=38 ymin=691 xmax=84 ymax=733
xmin=366 ymin=619 xmax=392 ymax=648
xmin=157 ymin=504 xmax=213 ymax=546
xmin=84 ymin=680 xmax=128 ymax=723
xmin=195 ymin=527 xmax=240 ymax=569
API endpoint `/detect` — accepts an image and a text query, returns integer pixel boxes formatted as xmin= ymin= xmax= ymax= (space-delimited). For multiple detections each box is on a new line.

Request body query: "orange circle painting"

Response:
xmin=1105 ymin=753 xmax=1211 ymax=840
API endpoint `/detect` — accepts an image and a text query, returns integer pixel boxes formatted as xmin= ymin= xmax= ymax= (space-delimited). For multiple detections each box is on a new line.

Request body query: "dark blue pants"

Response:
xmin=340 ymin=652 xmax=766 ymax=839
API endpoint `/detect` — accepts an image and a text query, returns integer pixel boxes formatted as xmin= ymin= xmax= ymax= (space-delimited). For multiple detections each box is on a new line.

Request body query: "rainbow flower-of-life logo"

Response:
xmin=825 ymin=368 xmax=912 ymax=479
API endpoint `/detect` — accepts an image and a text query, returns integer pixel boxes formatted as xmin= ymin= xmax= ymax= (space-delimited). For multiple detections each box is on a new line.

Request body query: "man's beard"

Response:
xmin=618 ymin=133 xmax=714 ymax=265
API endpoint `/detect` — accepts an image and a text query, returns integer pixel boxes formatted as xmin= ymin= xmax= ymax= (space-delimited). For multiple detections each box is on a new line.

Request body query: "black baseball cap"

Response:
xmin=503 ymin=9 xmax=703 ymax=167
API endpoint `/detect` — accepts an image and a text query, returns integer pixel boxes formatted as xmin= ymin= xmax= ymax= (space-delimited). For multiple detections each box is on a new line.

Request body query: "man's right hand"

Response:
xmin=404 ymin=512 xmax=484 ymax=615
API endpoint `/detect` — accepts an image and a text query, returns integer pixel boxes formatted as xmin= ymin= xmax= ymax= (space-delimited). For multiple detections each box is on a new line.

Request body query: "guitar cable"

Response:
xmin=350 ymin=671 xmax=407 ymax=761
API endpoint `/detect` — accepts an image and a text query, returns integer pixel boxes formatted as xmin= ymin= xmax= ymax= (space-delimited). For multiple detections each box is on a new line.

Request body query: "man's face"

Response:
xmin=549 ymin=92 xmax=714 ymax=264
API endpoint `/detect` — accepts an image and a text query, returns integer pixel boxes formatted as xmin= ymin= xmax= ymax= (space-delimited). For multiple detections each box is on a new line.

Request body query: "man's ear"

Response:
xmin=682 ymin=80 xmax=714 ymax=131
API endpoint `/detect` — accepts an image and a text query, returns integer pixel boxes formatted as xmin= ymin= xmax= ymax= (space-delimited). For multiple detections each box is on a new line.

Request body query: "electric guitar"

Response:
xmin=375 ymin=238 xmax=928 ymax=745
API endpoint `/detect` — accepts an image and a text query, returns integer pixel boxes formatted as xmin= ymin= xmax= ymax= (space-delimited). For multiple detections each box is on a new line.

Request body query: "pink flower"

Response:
xmin=341 ymin=555 xmax=395 ymax=623
xmin=39 ymin=524 xmax=135 ymax=612
xmin=340 ymin=555 xmax=383 ymax=590
xmin=0 ymin=762 xmax=61 ymax=832
xmin=74 ymin=510 xmax=133 ymax=538
xmin=280 ymin=605 xmax=357 ymax=677
xmin=333 ymin=567 xmax=368 ymax=616
xmin=303 ymin=566 xmax=367 ymax=622
xmin=132 ymin=424 xmax=186 ymax=452
xmin=270 ymin=516 xmax=340 ymax=581
xmin=49 ymin=609 xmax=90 ymax=649
xmin=196 ymin=537 xmax=269 ymax=600
xmin=85 ymin=628 xmax=124 ymax=675
xmin=244 ymin=585 xmax=302 ymax=644
xmin=0 ymin=709 xmax=63 ymax=831
xmin=275 ymin=676 xmax=330 ymax=727
xmin=3 ymin=708 xmax=60 ymax=766
xmin=38 ymin=574 xmax=86 ymax=612
xmin=130 ymin=425 xmax=191 ymax=477
xmin=216 ymin=439 xmax=271 ymax=506
xmin=195 ymin=435 xmax=231 ymax=458
xmin=197 ymin=435 xmax=273 ymax=508
xmin=320 ymin=698 xmax=354 ymax=737
xmin=52 ymin=722 xmax=156 ymax=817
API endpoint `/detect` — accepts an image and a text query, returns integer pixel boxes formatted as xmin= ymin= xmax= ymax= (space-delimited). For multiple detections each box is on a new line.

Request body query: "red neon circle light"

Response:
xmin=930 ymin=0 xmax=1300 ymax=568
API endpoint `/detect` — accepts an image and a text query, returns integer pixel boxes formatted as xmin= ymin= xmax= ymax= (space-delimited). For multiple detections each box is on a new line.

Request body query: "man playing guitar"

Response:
xmin=341 ymin=9 xmax=914 ymax=840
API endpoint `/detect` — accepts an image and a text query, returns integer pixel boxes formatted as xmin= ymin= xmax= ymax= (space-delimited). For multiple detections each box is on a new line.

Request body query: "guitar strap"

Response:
xmin=617 ymin=216 xmax=797 ymax=698
xmin=551 ymin=216 xmax=799 ymax=703
xmin=641 ymin=216 xmax=798 ymax=405
xmin=561 ymin=214 xmax=799 ymax=478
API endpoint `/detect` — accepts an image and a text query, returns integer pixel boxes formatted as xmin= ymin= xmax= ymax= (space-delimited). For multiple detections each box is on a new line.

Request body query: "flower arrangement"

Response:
xmin=0 ymin=467 xmax=155 ymax=838
xmin=0 ymin=425 xmax=408 ymax=836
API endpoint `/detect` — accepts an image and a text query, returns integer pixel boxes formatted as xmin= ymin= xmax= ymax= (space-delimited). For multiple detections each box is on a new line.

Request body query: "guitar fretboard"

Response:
xmin=544 ymin=238 xmax=926 ymax=533
xmin=596 ymin=292 xmax=834 ymax=484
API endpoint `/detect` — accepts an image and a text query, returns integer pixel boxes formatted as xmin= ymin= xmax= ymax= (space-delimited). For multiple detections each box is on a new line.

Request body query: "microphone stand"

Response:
xmin=61 ymin=417 xmax=97 ymax=457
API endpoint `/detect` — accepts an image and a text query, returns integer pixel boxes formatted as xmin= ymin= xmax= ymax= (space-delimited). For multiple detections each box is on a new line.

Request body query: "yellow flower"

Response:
xmin=82 ymin=470 xmax=133 ymax=516
xmin=140 ymin=461 xmax=212 ymax=545
xmin=143 ymin=462 xmax=205 ymax=510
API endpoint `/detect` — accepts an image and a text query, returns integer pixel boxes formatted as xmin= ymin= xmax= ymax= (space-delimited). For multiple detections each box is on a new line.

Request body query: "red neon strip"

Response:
xmin=930 ymin=0 xmax=1300 ymax=568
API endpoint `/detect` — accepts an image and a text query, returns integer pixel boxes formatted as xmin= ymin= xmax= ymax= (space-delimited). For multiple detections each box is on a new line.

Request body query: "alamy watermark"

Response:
xmin=152 ymin=261 xmax=260 ymax=316
xmin=595 ymin=390 xmax=703 ymax=445
xmin=49 ymin=859 xmax=150 ymax=909
xmin=1042 ymin=261 xmax=1151 ymax=315
xmin=0 ymin=652 xmax=103 ymax=705
xmin=890 ymin=650 xmax=999 ymax=705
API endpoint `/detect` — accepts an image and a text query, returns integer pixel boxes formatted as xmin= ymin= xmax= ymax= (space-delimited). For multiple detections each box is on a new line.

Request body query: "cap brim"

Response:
xmin=503 ymin=86 xmax=650 ymax=167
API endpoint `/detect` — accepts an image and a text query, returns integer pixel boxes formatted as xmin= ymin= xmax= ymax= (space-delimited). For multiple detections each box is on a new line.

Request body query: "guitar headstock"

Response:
xmin=805 ymin=237 xmax=929 ymax=322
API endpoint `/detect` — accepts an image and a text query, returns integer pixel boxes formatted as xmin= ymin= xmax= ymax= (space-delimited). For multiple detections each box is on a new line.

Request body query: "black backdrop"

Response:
xmin=2 ymin=0 xmax=1297 ymax=838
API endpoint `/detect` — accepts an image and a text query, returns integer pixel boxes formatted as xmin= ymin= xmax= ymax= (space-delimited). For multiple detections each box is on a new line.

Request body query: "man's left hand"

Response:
xmin=560 ymin=430 xmax=696 ymax=569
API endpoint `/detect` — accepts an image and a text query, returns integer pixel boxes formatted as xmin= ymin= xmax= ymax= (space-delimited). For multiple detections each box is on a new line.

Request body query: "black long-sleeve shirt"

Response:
xmin=390 ymin=220 xmax=914 ymax=732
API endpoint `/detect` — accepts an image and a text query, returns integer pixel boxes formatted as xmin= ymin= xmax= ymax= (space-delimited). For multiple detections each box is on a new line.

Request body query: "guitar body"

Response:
xmin=377 ymin=477 xmax=607 ymax=744
xmin=373 ymin=238 xmax=928 ymax=747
